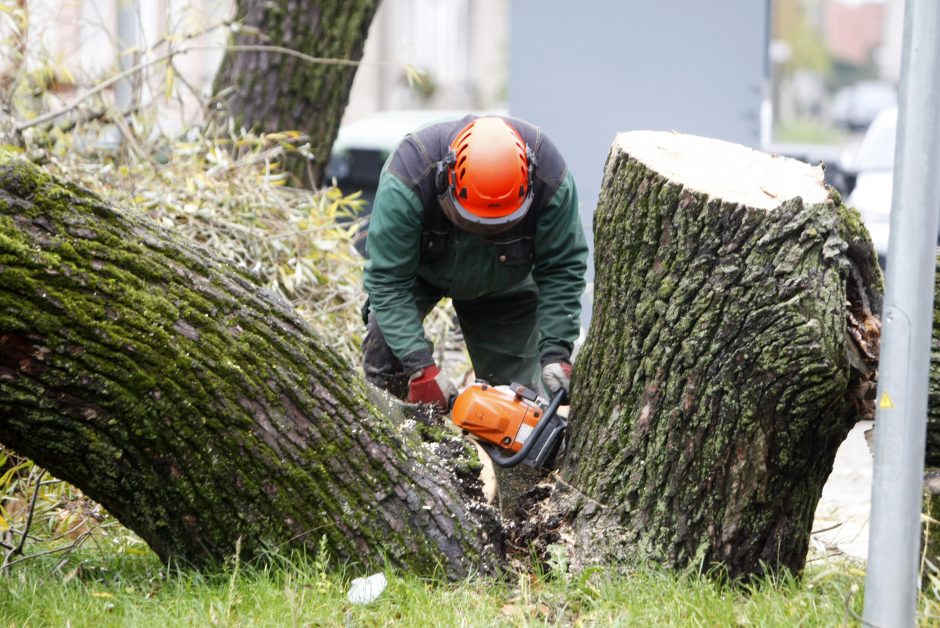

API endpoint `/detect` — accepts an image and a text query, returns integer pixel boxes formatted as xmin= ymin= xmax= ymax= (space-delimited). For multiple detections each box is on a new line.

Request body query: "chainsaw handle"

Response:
xmin=482 ymin=387 xmax=567 ymax=468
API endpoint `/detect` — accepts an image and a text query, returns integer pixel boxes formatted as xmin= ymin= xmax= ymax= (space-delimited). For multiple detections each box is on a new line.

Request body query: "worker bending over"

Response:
xmin=362 ymin=115 xmax=587 ymax=409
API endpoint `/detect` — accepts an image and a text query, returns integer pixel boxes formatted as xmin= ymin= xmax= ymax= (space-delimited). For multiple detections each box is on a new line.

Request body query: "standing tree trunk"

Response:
xmin=211 ymin=0 xmax=380 ymax=186
xmin=559 ymin=132 xmax=882 ymax=578
xmin=928 ymin=252 xmax=940 ymax=465
xmin=0 ymin=151 xmax=497 ymax=578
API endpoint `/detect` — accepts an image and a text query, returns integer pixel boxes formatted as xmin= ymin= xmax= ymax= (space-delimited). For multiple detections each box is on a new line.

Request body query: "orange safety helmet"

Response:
xmin=436 ymin=117 xmax=536 ymax=234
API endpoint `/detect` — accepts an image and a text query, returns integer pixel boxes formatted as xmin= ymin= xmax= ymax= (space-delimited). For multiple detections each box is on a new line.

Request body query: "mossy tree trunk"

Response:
xmin=559 ymin=132 xmax=882 ymax=579
xmin=0 ymin=151 xmax=498 ymax=578
xmin=211 ymin=0 xmax=379 ymax=186
xmin=921 ymin=252 xmax=940 ymax=569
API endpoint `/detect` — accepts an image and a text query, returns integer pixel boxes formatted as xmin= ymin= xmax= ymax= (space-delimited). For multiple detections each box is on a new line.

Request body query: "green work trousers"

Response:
xmin=362 ymin=276 xmax=542 ymax=398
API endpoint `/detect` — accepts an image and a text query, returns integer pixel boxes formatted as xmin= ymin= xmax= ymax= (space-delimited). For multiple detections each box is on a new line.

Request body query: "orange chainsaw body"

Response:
xmin=450 ymin=383 xmax=543 ymax=452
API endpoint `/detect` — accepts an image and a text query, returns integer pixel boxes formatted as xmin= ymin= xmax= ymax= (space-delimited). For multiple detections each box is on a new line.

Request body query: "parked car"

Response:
xmin=845 ymin=106 xmax=940 ymax=267
xmin=846 ymin=107 xmax=896 ymax=263
xmin=830 ymin=81 xmax=897 ymax=132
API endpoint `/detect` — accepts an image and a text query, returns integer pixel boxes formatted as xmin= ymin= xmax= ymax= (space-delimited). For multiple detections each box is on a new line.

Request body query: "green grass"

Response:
xmin=0 ymin=546 xmax=871 ymax=627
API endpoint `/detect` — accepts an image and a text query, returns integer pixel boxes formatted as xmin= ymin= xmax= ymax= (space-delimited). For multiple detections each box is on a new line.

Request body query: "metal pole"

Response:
xmin=115 ymin=0 xmax=139 ymax=112
xmin=863 ymin=0 xmax=940 ymax=625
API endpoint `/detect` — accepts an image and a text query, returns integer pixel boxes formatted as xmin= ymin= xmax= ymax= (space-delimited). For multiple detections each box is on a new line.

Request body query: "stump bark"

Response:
xmin=560 ymin=132 xmax=882 ymax=578
xmin=927 ymin=251 xmax=940 ymax=466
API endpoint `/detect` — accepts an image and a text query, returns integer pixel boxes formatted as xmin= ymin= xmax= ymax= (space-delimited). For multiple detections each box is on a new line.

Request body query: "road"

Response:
xmin=812 ymin=420 xmax=874 ymax=562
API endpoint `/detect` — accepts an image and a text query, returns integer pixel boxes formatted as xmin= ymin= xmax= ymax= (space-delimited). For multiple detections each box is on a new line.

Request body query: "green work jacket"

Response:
xmin=363 ymin=115 xmax=588 ymax=373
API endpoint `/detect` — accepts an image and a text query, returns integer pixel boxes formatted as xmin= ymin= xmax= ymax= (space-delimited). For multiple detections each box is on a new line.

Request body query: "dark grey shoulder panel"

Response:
xmin=386 ymin=115 xmax=477 ymax=206
xmin=504 ymin=117 xmax=568 ymax=193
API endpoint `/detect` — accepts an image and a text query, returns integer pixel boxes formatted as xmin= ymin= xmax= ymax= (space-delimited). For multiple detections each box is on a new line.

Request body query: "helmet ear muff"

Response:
xmin=525 ymin=145 xmax=538 ymax=197
xmin=435 ymin=151 xmax=457 ymax=196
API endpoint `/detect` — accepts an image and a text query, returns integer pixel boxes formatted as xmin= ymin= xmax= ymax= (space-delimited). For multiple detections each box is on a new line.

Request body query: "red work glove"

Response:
xmin=407 ymin=364 xmax=457 ymax=410
xmin=541 ymin=360 xmax=573 ymax=397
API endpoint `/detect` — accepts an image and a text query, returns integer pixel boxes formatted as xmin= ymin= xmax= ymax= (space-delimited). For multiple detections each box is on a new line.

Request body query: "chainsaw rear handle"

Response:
xmin=482 ymin=387 xmax=567 ymax=468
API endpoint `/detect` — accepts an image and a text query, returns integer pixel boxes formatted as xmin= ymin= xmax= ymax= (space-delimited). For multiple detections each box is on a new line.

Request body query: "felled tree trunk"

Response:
xmin=0 ymin=152 xmax=498 ymax=577
xmin=211 ymin=0 xmax=379 ymax=186
xmin=560 ymin=132 xmax=882 ymax=578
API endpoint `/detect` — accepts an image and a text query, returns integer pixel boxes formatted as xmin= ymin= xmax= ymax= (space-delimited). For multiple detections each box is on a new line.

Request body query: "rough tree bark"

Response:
xmin=923 ymin=252 xmax=940 ymax=568
xmin=558 ymin=132 xmax=882 ymax=579
xmin=928 ymin=251 xmax=940 ymax=465
xmin=0 ymin=151 xmax=498 ymax=578
xmin=0 ymin=131 xmax=883 ymax=580
xmin=211 ymin=0 xmax=380 ymax=186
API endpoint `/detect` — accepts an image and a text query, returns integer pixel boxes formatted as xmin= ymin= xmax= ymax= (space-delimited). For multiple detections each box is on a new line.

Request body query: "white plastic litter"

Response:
xmin=347 ymin=572 xmax=387 ymax=605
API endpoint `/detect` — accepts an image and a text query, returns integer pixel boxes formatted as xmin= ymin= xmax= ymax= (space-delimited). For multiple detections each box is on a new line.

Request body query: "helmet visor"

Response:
xmin=438 ymin=187 xmax=534 ymax=235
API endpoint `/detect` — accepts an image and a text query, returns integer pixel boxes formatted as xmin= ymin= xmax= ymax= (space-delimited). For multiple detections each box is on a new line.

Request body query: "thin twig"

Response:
xmin=811 ymin=522 xmax=844 ymax=535
xmin=16 ymin=49 xmax=185 ymax=131
xmin=202 ymin=44 xmax=362 ymax=67
xmin=3 ymin=530 xmax=94 ymax=571
xmin=26 ymin=515 xmax=99 ymax=543
xmin=1 ymin=468 xmax=45 ymax=571
xmin=16 ymin=39 xmax=396 ymax=132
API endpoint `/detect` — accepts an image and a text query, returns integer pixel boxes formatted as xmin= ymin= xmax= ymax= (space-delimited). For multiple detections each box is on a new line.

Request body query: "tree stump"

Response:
xmin=561 ymin=131 xmax=882 ymax=578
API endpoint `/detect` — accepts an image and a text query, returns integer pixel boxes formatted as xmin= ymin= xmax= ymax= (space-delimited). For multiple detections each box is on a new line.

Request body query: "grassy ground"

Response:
xmin=0 ymin=545 xmax=869 ymax=627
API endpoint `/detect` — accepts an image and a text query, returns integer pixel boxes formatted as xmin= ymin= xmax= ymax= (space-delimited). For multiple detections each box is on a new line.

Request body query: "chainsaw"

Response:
xmin=450 ymin=382 xmax=568 ymax=470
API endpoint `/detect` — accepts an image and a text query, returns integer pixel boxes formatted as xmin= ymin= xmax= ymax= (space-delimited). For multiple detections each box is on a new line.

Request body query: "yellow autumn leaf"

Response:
xmin=165 ymin=64 xmax=175 ymax=100
xmin=404 ymin=64 xmax=428 ymax=89
xmin=57 ymin=63 xmax=75 ymax=85
xmin=90 ymin=592 xmax=113 ymax=598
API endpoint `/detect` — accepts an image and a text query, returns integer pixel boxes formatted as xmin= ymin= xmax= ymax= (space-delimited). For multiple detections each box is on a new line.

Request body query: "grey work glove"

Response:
xmin=541 ymin=360 xmax=572 ymax=397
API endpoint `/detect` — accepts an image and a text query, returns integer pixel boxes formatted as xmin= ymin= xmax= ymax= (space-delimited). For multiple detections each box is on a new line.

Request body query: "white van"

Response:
xmin=846 ymin=107 xmax=940 ymax=266
xmin=846 ymin=107 xmax=896 ymax=263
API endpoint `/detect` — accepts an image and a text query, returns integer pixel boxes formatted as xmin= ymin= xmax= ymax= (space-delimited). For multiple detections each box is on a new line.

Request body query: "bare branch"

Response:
xmin=1 ymin=468 xmax=44 ymax=571
xmin=15 ymin=41 xmax=390 ymax=132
